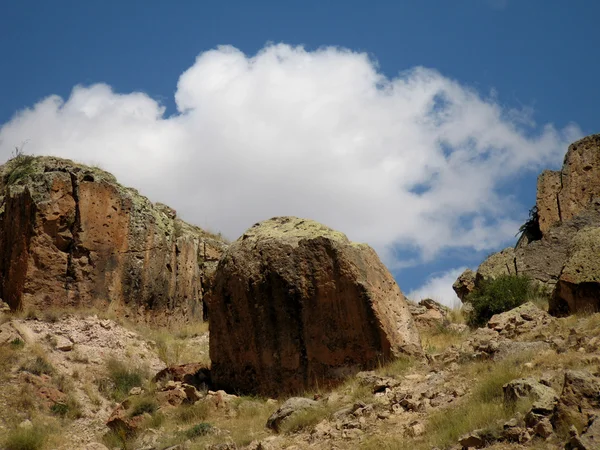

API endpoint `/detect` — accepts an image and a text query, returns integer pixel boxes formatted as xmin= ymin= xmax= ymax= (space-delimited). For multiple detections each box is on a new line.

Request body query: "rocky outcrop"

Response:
xmin=0 ymin=156 xmax=227 ymax=323
xmin=455 ymin=135 xmax=600 ymax=315
xmin=208 ymin=216 xmax=422 ymax=396
xmin=409 ymin=298 xmax=450 ymax=330
xmin=541 ymin=135 xmax=600 ymax=230
xmin=553 ymin=370 xmax=600 ymax=433
xmin=452 ymin=269 xmax=476 ymax=302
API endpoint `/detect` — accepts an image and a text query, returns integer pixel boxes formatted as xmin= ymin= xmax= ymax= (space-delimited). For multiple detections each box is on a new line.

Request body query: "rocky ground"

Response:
xmin=1 ymin=300 xmax=599 ymax=450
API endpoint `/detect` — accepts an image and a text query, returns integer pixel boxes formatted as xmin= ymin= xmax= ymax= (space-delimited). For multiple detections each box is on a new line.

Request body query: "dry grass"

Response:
xmin=420 ymin=354 xmax=531 ymax=449
xmin=154 ymin=396 xmax=276 ymax=449
xmin=1 ymin=423 xmax=49 ymax=450
xmin=421 ymin=325 xmax=468 ymax=354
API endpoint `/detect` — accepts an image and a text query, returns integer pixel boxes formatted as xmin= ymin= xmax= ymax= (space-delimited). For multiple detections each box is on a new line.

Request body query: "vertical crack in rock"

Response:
xmin=64 ymin=172 xmax=81 ymax=294
xmin=557 ymin=171 xmax=564 ymax=224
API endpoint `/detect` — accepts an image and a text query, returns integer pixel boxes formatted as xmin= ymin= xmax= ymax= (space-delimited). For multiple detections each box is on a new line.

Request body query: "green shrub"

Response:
xmin=466 ymin=275 xmax=533 ymax=328
xmin=2 ymin=424 xmax=47 ymax=450
xmin=183 ymin=422 xmax=213 ymax=439
xmin=10 ymin=338 xmax=25 ymax=349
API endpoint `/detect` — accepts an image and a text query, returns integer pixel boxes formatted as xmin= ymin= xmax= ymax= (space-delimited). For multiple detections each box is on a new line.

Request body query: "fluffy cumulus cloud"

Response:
xmin=407 ymin=267 xmax=469 ymax=307
xmin=0 ymin=44 xmax=581 ymax=275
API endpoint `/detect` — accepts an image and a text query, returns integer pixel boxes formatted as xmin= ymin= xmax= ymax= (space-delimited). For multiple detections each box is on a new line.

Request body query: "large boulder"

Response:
xmin=0 ymin=156 xmax=227 ymax=323
xmin=207 ymin=216 xmax=422 ymax=395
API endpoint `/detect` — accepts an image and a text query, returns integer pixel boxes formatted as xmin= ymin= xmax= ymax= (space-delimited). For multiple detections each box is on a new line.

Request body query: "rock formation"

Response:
xmin=454 ymin=134 xmax=600 ymax=316
xmin=0 ymin=155 xmax=227 ymax=323
xmin=207 ymin=216 xmax=422 ymax=396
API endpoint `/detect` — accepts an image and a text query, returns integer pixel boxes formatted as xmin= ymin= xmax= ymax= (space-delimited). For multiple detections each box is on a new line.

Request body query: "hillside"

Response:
xmin=1 ymin=138 xmax=600 ymax=450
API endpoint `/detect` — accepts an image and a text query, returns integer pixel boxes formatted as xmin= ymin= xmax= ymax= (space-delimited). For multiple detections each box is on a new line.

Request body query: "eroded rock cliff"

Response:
xmin=454 ymin=134 xmax=600 ymax=316
xmin=0 ymin=155 xmax=227 ymax=323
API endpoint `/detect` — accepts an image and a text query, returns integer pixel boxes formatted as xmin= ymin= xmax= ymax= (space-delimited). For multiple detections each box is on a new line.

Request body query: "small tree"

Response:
xmin=516 ymin=206 xmax=542 ymax=243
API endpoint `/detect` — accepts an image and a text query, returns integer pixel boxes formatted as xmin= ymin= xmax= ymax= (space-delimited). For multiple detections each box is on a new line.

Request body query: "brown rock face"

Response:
xmin=456 ymin=135 xmax=600 ymax=316
xmin=452 ymin=269 xmax=476 ymax=302
xmin=537 ymin=134 xmax=600 ymax=233
xmin=0 ymin=156 xmax=227 ymax=323
xmin=208 ymin=217 xmax=422 ymax=396
xmin=537 ymin=170 xmax=562 ymax=234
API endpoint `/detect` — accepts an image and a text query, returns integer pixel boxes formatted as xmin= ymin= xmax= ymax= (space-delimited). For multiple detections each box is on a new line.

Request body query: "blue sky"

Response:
xmin=0 ymin=1 xmax=597 ymax=305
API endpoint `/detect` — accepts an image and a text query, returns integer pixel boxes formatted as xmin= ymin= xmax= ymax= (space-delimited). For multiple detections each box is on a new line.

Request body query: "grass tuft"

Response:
xmin=2 ymin=424 xmax=48 ymax=450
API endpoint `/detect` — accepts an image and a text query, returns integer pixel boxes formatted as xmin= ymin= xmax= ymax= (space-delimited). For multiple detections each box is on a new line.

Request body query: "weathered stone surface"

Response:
xmin=208 ymin=216 xmax=422 ymax=395
xmin=553 ymin=370 xmax=600 ymax=433
xmin=552 ymin=227 xmax=600 ymax=315
xmin=153 ymin=363 xmax=211 ymax=390
xmin=503 ymin=377 xmax=558 ymax=415
xmin=537 ymin=170 xmax=562 ymax=234
xmin=557 ymin=135 xmax=600 ymax=223
xmin=0 ymin=156 xmax=227 ymax=323
xmin=453 ymin=269 xmax=476 ymax=302
xmin=488 ymin=302 xmax=554 ymax=338
xmin=106 ymin=401 xmax=147 ymax=436
xmin=578 ymin=416 xmax=600 ymax=450
xmin=476 ymin=247 xmax=517 ymax=282
xmin=458 ymin=430 xmax=486 ymax=448
xmin=266 ymin=397 xmax=319 ymax=432
xmin=409 ymin=298 xmax=449 ymax=330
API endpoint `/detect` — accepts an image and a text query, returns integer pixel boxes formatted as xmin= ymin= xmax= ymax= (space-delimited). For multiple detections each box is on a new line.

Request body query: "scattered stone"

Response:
xmin=554 ymin=370 xmax=600 ymax=432
xmin=532 ymin=417 xmax=553 ymax=438
xmin=356 ymin=371 xmax=401 ymax=393
xmin=503 ymin=377 xmax=558 ymax=415
xmin=405 ymin=421 xmax=424 ymax=437
xmin=153 ymin=363 xmax=211 ymax=390
xmin=266 ymin=397 xmax=319 ymax=432
xmin=55 ymin=335 xmax=73 ymax=351
xmin=182 ymin=384 xmax=203 ymax=403
xmin=129 ymin=387 xmax=143 ymax=396
xmin=18 ymin=419 xmax=32 ymax=429
xmin=410 ymin=298 xmax=450 ymax=330
xmin=458 ymin=430 xmax=486 ymax=448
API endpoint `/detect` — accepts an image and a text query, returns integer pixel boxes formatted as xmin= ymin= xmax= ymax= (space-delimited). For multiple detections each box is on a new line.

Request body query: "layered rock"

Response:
xmin=0 ymin=156 xmax=227 ymax=323
xmin=208 ymin=216 xmax=422 ymax=396
xmin=454 ymin=135 xmax=600 ymax=316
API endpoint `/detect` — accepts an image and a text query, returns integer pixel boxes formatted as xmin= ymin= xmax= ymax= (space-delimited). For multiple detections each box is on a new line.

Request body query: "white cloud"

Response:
xmin=0 ymin=44 xmax=581 ymax=268
xmin=407 ymin=267 xmax=469 ymax=308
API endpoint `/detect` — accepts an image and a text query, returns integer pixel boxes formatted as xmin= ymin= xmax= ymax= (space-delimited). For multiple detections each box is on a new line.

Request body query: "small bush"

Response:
xmin=10 ymin=338 xmax=25 ymax=349
xmin=6 ymin=153 xmax=36 ymax=186
xmin=20 ymin=356 xmax=54 ymax=376
xmin=50 ymin=396 xmax=83 ymax=419
xmin=3 ymin=424 xmax=47 ymax=450
xmin=466 ymin=275 xmax=533 ymax=328
xmin=129 ymin=397 xmax=158 ymax=417
xmin=102 ymin=358 xmax=146 ymax=401
xmin=184 ymin=422 xmax=213 ymax=439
